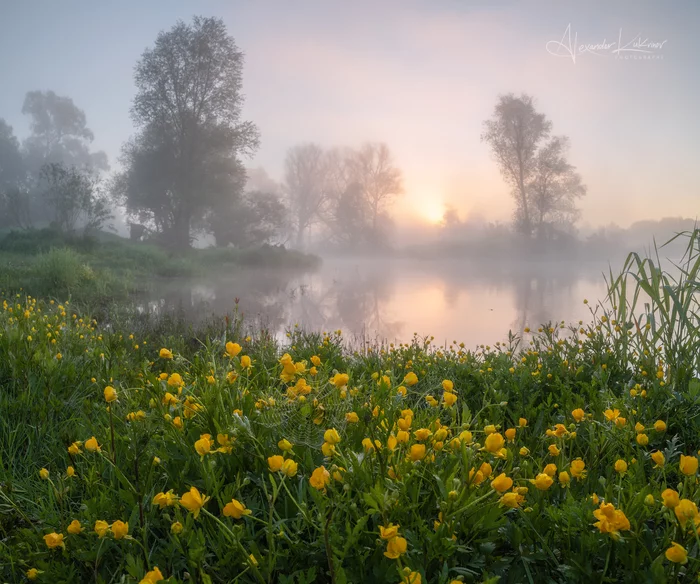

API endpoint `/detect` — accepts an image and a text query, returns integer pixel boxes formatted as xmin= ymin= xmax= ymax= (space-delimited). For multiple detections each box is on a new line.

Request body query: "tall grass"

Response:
xmin=607 ymin=228 xmax=700 ymax=391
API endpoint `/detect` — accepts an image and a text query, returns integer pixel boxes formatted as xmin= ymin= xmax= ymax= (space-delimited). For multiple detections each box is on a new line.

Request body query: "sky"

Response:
xmin=1 ymin=0 xmax=698 ymax=231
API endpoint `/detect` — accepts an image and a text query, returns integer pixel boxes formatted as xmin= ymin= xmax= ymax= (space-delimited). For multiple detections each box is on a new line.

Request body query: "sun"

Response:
xmin=422 ymin=204 xmax=445 ymax=225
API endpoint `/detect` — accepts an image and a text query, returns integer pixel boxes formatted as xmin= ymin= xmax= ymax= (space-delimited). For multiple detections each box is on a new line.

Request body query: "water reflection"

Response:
xmin=139 ymin=258 xmax=613 ymax=347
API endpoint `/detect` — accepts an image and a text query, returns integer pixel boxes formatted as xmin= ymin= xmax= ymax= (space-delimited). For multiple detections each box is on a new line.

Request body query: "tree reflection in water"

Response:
xmin=137 ymin=258 xmax=610 ymax=346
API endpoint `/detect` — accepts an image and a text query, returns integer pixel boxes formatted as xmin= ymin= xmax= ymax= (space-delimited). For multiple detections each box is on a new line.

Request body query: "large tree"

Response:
xmin=0 ymin=120 xmax=27 ymax=228
xmin=117 ymin=16 xmax=259 ymax=249
xmin=481 ymin=94 xmax=552 ymax=236
xmin=22 ymin=90 xmax=108 ymax=173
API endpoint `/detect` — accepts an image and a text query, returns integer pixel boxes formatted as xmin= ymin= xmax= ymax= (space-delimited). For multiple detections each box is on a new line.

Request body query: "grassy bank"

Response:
xmin=0 ymin=228 xmax=320 ymax=309
xmin=1 ymin=232 xmax=700 ymax=583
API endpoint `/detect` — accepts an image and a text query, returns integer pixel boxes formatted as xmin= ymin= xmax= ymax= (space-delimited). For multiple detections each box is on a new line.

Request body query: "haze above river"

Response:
xmin=143 ymin=257 xmax=619 ymax=348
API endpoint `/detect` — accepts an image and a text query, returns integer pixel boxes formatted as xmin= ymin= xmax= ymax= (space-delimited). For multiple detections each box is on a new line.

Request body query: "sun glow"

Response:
xmin=422 ymin=204 xmax=445 ymax=225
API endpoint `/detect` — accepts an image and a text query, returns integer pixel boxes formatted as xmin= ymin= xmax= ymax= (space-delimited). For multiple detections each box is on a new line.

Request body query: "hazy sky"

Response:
xmin=1 ymin=1 xmax=698 ymax=229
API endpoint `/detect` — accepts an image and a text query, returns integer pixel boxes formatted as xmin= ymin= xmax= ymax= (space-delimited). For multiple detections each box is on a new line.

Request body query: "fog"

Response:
xmin=0 ymin=1 xmax=698 ymax=344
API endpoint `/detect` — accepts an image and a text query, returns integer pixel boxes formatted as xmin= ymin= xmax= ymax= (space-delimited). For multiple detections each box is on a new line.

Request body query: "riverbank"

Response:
xmin=0 ymin=228 xmax=320 ymax=309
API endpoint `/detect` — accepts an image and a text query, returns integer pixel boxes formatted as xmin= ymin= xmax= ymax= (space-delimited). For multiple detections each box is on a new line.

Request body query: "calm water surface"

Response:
xmin=142 ymin=258 xmax=618 ymax=348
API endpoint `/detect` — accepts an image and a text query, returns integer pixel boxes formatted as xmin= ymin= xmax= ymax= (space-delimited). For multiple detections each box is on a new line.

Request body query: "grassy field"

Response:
xmin=0 ymin=228 xmax=320 ymax=310
xmin=1 ymin=232 xmax=700 ymax=583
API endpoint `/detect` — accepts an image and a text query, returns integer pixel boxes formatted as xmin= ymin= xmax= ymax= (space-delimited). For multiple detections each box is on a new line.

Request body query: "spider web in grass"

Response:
xmin=254 ymin=384 xmax=352 ymax=448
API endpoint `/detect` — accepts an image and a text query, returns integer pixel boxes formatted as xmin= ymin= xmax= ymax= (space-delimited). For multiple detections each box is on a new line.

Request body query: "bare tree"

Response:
xmin=350 ymin=142 xmax=403 ymax=237
xmin=283 ymin=143 xmax=329 ymax=248
xmin=481 ymin=94 xmax=551 ymax=236
xmin=529 ymin=136 xmax=586 ymax=238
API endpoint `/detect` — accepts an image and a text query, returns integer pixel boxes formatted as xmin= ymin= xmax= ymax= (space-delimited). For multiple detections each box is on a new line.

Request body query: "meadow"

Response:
xmin=1 ymin=231 xmax=700 ymax=583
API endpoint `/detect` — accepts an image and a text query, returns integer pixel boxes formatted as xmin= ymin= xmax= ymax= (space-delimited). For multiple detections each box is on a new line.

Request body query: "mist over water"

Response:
xmin=140 ymin=256 xmax=615 ymax=347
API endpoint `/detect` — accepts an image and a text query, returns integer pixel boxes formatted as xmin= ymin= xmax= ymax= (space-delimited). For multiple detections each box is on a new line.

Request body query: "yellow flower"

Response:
xmin=571 ymin=408 xmax=585 ymax=422
xmin=172 ymin=416 xmax=183 ymax=429
xmin=614 ymin=459 xmax=628 ymax=474
xmin=490 ymin=473 xmax=513 ymax=493
xmin=654 ymin=420 xmax=667 ymax=432
xmin=680 ymin=454 xmax=698 ymax=476
xmin=171 ymin=521 xmax=183 ymax=534
xmin=66 ymin=466 xmax=75 ymax=477
xmin=442 ymin=379 xmax=454 ymax=392
xmin=484 ymin=432 xmax=505 ymax=453
xmin=403 ymin=372 xmax=418 ymax=386
xmin=644 ymin=494 xmax=655 ymax=506
xmin=414 ymin=428 xmax=432 ymax=441
xmin=104 ymin=385 xmax=117 ymax=403
xmin=379 ymin=523 xmax=400 ymax=540
xmin=483 ymin=424 xmax=497 ymax=434
xmin=331 ymin=373 xmax=349 ymax=388
xmin=167 ymin=373 xmax=183 ymax=388
xmin=278 ymin=438 xmax=293 ymax=451
xmin=532 ymin=473 xmax=554 ymax=490
xmin=180 ymin=486 xmax=210 ymax=519
xmin=384 ymin=535 xmax=407 ymax=559
xmin=27 ymin=568 xmax=40 ymax=580
xmin=324 ymin=428 xmax=341 ymax=445
xmin=112 ymin=520 xmax=129 ymax=539
xmin=651 ymin=451 xmax=665 ymax=468
xmin=548 ymin=444 xmax=560 ymax=456
xmin=443 ymin=392 xmax=457 ymax=407
xmin=310 ymin=466 xmax=331 ymax=490
xmin=159 ymin=348 xmax=173 ymax=359
xmin=268 ymin=455 xmax=284 ymax=472
xmin=84 ymin=436 xmax=101 ymax=452
xmin=68 ymin=441 xmax=82 ymax=456
xmin=570 ymin=459 xmax=587 ymax=479
xmin=504 ymin=428 xmax=516 ymax=442
xmin=674 ymin=499 xmax=698 ymax=527
xmin=311 ymin=355 xmax=321 ymax=366
xmin=94 ymin=520 xmax=110 ymax=537
xmin=43 ymin=532 xmax=64 ymax=549
xmin=543 ymin=463 xmax=557 ymax=477
xmin=67 ymin=519 xmax=82 ymax=534
xmin=223 ymin=498 xmax=251 ymax=519
xmin=194 ymin=434 xmax=213 ymax=457
xmin=322 ymin=441 xmax=335 ymax=456
xmin=281 ymin=459 xmax=298 ymax=477
xmin=593 ymin=502 xmax=630 ymax=537
xmin=604 ymin=409 xmax=620 ymax=422
xmin=662 ymin=488 xmax=680 ymax=508
xmin=410 ymin=444 xmax=426 ymax=461
xmin=636 ymin=433 xmax=649 ymax=446
xmin=39 ymin=468 xmax=49 ymax=480
xmin=225 ymin=342 xmax=242 ymax=357
xmin=665 ymin=542 xmax=688 ymax=564
xmin=559 ymin=471 xmax=570 ymax=487
xmin=240 ymin=355 xmax=252 ymax=369
xmin=345 ymin=412 xmax=359 ymax=423
xmin=518 ymin=418 xmax=528 ymax=427
xmin=152 ymin=490 xmax=178 ymax=508
xmin=140 ymin=567 xmax=165 ymax=584
xmin=499 ymin=491 xmax=523 ymax=508
xmin=519 ymin=447 xmax=530 ymax=456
